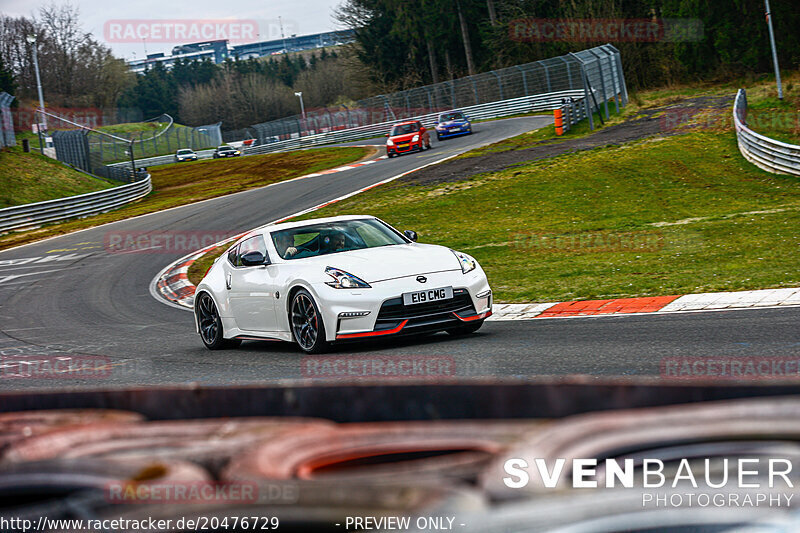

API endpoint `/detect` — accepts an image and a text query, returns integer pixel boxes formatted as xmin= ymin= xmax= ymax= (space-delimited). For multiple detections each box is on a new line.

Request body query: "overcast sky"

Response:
xmin=2 ymin=0 xmax=344 ymax=60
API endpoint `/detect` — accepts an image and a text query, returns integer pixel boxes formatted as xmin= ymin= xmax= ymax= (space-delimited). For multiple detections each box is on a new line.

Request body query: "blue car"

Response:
xmin=434 ymin=111 xmax=472 ymax=140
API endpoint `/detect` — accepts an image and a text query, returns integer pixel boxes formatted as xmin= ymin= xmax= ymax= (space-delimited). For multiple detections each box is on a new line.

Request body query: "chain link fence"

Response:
xmin=0 ymin=92 xmax=15 ymax=148
xmin=244 ymin=44 xmax=625 ymax=145
xmin=42 ymin=110 xmax=146 ymax=183
xmin=88 ymin=116 xmax=222 ymax=164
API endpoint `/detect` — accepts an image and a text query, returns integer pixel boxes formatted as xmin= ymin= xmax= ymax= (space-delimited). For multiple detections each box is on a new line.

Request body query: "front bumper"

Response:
xmin=386 ymin=141 xmax=423 ymax=156
xmin=436 ymin=126 xmax=471 ymax=139
xmin=312 ymin=268 xmax=492 ymax=342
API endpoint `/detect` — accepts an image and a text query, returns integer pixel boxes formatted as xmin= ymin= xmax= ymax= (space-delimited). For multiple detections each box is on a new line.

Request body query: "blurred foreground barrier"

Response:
xmin=0 ymin=409 xmax=143 ymax=451
xmin=2 ymin=417 xmax=334 ymax=476
xmin=223 ymin=421 xmax=544 ymax=485
xmin=733 ymin=89 xmax=800 ymax=176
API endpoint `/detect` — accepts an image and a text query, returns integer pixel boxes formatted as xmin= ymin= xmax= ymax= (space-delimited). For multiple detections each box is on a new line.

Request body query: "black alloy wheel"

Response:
xmin=197 ymin=292 xmax=240 ymax=350
xmin=290 ymin=289 xmax=329 ymax=353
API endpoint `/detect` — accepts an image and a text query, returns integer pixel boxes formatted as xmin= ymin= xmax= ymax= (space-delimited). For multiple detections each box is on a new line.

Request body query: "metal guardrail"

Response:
xmin=557 ymin=96 xmax=589 ymax=134
xmin=0 ymin=175 xmax=152 ymax=233
xmin=733 ymin=89 xmax=800 ymax=177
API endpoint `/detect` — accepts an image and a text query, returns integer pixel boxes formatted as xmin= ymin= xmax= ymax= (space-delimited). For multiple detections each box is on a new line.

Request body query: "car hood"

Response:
xmin=438 ymin=120 xmax=467 ymax=127
xmin=299 ymin=243 xmax=461 ymax=283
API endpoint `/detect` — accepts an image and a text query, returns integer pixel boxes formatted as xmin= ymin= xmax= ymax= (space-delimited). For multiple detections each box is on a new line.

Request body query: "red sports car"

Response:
xmin=385 ymin=120 xmax=431 ymax=157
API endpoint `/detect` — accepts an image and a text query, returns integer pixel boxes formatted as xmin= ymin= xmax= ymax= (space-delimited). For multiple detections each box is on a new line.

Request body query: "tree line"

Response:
xmin=336 ymin=0 xmax=800 ymax=90
xmin=0 ymin=4 xmax=374 ymax=130
xmin=119 ymin=48 xmax=374 ymax=130
xmin=0 ymin=5 xmax=132 ymax=111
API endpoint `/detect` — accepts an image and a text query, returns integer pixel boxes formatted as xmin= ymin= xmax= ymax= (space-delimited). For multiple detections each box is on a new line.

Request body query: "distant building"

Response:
xmin=126 ymin=30 xmax=354 ymax=73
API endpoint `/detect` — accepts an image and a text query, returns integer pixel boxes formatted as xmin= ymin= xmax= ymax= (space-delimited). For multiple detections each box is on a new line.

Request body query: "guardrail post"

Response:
xmin=588 ymin=50 xmax=609 ymax=120
xmin=470 ymin=77 xmax=479 ymax=105
xmin=543 ymin=64 xmax=552 ymax=93
xmin=558 ymin=57 xmax=574 ymax=88
xmin=516 ymin=66 xmax=529 ymax=96
xmin=605 ymin=49 xmax=621 ymax=113
xmin=605 ymin=44 xmax=628 ymax=106
xmin=490 ymin=71 xmax=503 ymax=100
xmin=569 ymin=53 xmax=594 ymax=130
xmin=129 ymin=140 xmax=135 ymax=181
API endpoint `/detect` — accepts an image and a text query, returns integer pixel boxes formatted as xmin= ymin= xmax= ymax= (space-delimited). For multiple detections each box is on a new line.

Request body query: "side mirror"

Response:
xmin=404 ymin=230 xmax=418 ymax=242
xmin=241 ymin=250 xmax=267 ymax=266
xmin=385 ymin=133 xmax=389 ymax=137
xmin=434 ymin=121 xmax=439 ymax=125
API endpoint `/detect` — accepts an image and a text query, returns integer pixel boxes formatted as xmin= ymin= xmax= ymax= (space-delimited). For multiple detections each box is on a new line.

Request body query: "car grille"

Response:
xmin=374 ymin=288 xmax=476 ymax=331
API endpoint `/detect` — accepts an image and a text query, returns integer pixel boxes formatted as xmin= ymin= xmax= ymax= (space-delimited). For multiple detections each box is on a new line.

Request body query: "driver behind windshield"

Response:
xmin=323 ymin=232 xmax=347 ymax=254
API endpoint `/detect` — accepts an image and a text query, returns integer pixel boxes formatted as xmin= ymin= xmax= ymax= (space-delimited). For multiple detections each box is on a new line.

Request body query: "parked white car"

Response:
xmin=193 ymin=215 xmax=492 ymax=353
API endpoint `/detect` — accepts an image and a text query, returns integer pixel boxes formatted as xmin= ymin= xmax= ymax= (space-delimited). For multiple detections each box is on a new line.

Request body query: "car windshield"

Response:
xmin=176 ymin=149 xmax=193 ymax=154
xmin=440 ymin=112 xmax=464 ymax=121
xmin=390 ymin=123 xmax=419 ymax=136
xmin=271 ymin=219 xmax=406 ymax=259
xmin=219 ymin=145 xmax=234 ymax=150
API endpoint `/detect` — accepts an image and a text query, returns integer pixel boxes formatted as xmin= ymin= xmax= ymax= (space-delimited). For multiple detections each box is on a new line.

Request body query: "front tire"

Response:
xmin=445 ymin=320 xmax=485 ymax=336
xmin=290 ymin=289 xmax=329 ymax=354
xmin=196 ymin=292 xmax=241 ymax=350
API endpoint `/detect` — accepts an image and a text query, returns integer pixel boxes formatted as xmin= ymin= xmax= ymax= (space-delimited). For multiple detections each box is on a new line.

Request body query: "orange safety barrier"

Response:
xmin=554 ymin=108 xmax=564 ymax=135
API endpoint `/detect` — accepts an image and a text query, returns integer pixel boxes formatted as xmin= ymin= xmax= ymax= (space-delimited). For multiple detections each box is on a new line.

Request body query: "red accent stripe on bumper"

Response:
xmin=336 ymin=320 xmax=409 ymax=339
xmin=453 ymin=310 xmax=492 ymax=322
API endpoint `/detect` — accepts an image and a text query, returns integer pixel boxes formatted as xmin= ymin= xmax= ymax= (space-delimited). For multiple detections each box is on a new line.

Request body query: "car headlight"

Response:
xmin=387 ymin=138 xmax=394 ymax=146
xmin=451 ymin=250 xmax=477 ymax=274
xmin=325 ymin=266 xmax=371 ymax=289
xmin=412 ymin=135 xmax=419 ymax=142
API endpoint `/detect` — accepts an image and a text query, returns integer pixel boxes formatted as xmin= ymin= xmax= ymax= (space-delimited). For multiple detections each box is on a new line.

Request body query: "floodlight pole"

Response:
xmin=764 ymin=0 xmax=783 ymax=100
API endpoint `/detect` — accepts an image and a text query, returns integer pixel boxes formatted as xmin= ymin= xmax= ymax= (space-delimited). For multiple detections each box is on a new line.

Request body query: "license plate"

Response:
xmin=398 ymin=143 xmax=409 ymax=148
xmin=451 ymin=127 xmax=461 ymax=132
xmin=403 ymin=286 xmax=454 ymax=306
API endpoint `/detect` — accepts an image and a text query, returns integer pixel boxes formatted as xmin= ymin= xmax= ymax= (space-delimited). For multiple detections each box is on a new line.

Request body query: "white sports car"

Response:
xmin=194 ymin=215 xmax=492 ymax=353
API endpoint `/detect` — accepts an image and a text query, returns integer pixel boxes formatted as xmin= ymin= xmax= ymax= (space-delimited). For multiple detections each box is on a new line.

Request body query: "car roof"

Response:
xmin=392 ymin=120 xmax=420 ymax=126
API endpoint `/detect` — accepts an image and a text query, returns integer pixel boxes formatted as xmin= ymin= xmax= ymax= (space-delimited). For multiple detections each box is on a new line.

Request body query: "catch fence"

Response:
xmin=243 ymin=43 xmax=626 ymax=149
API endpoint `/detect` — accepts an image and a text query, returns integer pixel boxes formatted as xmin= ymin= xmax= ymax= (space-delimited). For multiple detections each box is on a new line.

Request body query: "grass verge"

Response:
xmin=0 ymin=139 xmax=117 ymax=209
xmin=0 ymin=146 xmax=369 ymax=251
xmin=291 ymin=132 xmax=800 ymax=303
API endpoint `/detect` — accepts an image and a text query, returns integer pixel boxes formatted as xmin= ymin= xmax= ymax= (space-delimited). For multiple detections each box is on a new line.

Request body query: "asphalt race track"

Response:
xmin=1 ymin=114 xmax=799 ymax=390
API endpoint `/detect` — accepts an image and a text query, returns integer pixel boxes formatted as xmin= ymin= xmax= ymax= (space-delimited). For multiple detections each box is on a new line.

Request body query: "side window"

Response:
xmin=238 ymin=235 xmax=268 ymax=265
xmin=227 ymin=244 xmax=240 ymax=267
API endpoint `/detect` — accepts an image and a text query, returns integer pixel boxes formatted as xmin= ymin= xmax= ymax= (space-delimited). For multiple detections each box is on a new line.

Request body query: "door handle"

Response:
xmin=226 ymin=272 xmax=232 ymax=290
